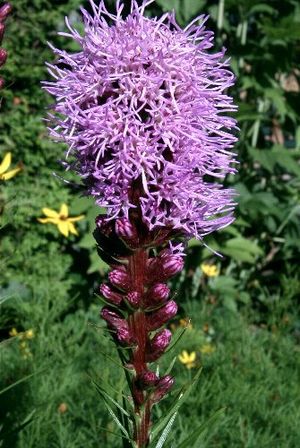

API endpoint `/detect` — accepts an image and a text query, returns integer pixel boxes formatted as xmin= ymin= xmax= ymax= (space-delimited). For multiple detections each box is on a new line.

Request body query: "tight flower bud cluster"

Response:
xmin=97 ymin=214 xmax=182 ymax=407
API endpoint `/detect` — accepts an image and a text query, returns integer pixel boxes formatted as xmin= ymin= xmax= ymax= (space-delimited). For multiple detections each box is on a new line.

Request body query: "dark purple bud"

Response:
xmin=146 ymin=329 xmax=172 ymax=362
xmin=0 ymin=48 xmax=7 ymax=66
xmin=116 ymin=327 xmax=135 ymax=345
xmin=146 ymin=300 xmax=178 ymax=330
xmin=99 ymin=284 xmax=123 ymax=305
xmin=101 ymin=307 xmax=127 ymax=331
xmin=147 ymin=283 xmax=170 ymax=304
xmin=0 ymin=3 xmax=12 ymax=22
xmin=109 ymin=268 xmax=130 ymax=290
xmin=161 ymin=254 xmax=184 ymax=278
xmin=0 ymin=77 xmax=4 ymax=89
xmin=115 ymin=218 xmax=137 ymax=240
xmin=137 ymin=370 xmax=159 ymax=388
xmin=126 ymin=291 xmax=141 ymax=307
xmin=152 ymin=375 xmax=174 ymax=403
xmin=151 ymin=329 xmax=172 ymax=352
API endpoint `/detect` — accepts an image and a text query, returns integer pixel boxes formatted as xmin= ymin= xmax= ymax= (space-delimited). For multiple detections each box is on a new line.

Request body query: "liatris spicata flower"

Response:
xmin=44 ymin=1 xmax=237 ymax=446
xmin=0 ymin=3 xmax=12 ymax=89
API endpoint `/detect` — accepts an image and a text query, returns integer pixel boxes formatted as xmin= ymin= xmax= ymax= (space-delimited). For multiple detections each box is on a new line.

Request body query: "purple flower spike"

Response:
xmin=146 ymin=300 xmax=178 ymax=330
xmin=44 ymin=0 xmax=238 ymax=240
xmin=44 ymin=2 xmax=238 ymax=443
xmin=100 ymin=284 xmax=123 ymax=305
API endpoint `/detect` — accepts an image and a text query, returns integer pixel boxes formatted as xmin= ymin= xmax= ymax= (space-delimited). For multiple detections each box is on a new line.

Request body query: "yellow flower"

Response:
xmin=178 ymin=350 xmax=197 ymax=369
xmin=0 ymin=152 xmax=22 ymax=181
xmin=200 ymin=344 xmax=216 ymax=355
xmin=201 ymin=263 xmax=220 ymax=277
xmin=25 ymin=329 xmax=34 ymax=339
xmin=9 ymin=327 xmax=19 ymax=337
xmin=38 ymin=203 xmax=84 ymax=237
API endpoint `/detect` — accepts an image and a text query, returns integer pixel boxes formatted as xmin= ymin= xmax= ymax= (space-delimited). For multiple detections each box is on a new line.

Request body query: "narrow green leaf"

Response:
xmin=165 ymin=325 xmax=188 ymax=354
xmin=164 ymin=356 xmax=177 ymax=376
xmin=0 ymin=369 xmax=45 ymax=396
xmin=102 ymin=398 xmax=131 ymax=440
xmin=93 ymin=380 xmax=131 ymax=417
xmin=154 ymin=412 xmax=178 ymax=448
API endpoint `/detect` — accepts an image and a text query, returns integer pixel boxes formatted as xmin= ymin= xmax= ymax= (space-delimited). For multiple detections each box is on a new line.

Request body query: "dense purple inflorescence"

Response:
xmin=44 ymin=0 xmax=237 ymax=239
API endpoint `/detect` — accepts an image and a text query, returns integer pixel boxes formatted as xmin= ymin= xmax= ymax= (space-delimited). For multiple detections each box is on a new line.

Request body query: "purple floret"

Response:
xmin=44 ymin=0 xmax=238 ymax=239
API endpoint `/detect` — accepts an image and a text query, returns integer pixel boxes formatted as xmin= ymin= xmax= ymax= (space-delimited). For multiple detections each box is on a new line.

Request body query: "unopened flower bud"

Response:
xmin=151 ymin=329 xmax=172 ymax=352
xmin=116 ymin=327 xmax=135 ymax=345
xmin=152 ymin=375 xmax=174 ymax=403
xmin=137 ymin=370 xmax=159 ymax=389
xmin=162 ymin=254 xmax=184 ymax=278
xmin=109 ymin=268 xmax=130 ymax=290
xmin=100 ymin=284 xmax=123 ymax=305
xmin=0 ymin=3 xmax=12 ymax=22
xmin=101 ymin=307 xmax=127 ymax=331
xmin=146 ymin=283 xmax=170 ymax=304
xmin=146 ymin=329 xmax=172 ymax=362
xmin=146 ymin=300 xmax=178 ymax=330
xmin=126 ymin=291 xmax=141 ymax=307
xmin=115 ymin=218 xmax=137 ymax=239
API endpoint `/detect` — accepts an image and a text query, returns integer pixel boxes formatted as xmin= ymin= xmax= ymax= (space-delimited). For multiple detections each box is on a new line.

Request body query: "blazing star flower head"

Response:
xmin=44 ymin=0 xmax=238 ymax=239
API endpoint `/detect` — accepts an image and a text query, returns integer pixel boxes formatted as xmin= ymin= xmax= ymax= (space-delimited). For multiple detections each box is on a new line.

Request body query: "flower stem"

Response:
xmin=128 ymin=249 xmax=151 ymax=447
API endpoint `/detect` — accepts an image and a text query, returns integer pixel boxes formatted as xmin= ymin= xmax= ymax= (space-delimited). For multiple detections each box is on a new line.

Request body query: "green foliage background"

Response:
xmin=0 ymin=0 xmax=299 ymax=447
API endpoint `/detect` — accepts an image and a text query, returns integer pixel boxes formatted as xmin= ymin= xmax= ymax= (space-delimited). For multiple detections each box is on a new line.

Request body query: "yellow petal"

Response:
xmin=68 ymin=214 xmax=85 ymax=222
xmin=201 ymin=263 xmax=219 ymax=277
xmin=25 ymin=329 xmax=34 ymax=339
xmin=59 ymin=203 xmax=68 ymax=218
xmin=0 ymin=166 xmax=22 ymax=180
xmin=68 ymin=221 xmax=78 ymax=236
xmin=178 ymin=350 xmax=188 ymax=363
xmin=57 ymin=221 xmax=69 ymax=237
xmin=37 ymin=217 xmax=58 ymax=224
xmin=42 ymin=208 xmax=59 ymax=219
xmin=189 ymin=352 xmax=196 ymax=362
xmin=9 ymin=328 xmax=18 ymax=337
xmin=0 ymin=152 xmax=11 ymax=175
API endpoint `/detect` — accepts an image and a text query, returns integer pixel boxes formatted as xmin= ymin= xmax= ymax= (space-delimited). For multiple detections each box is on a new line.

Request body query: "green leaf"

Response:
xmin=154 ymin=412 xmax=178 ymax=448
xmin=222 ymin=237 xmax=263 ymax=263
xmin=92 ymin=380 xmax=131 ymax=418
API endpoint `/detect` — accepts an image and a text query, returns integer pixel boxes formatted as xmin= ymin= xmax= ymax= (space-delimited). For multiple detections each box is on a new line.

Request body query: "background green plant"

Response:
xmin=0 ymin=0 xmax=299 ymax=447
